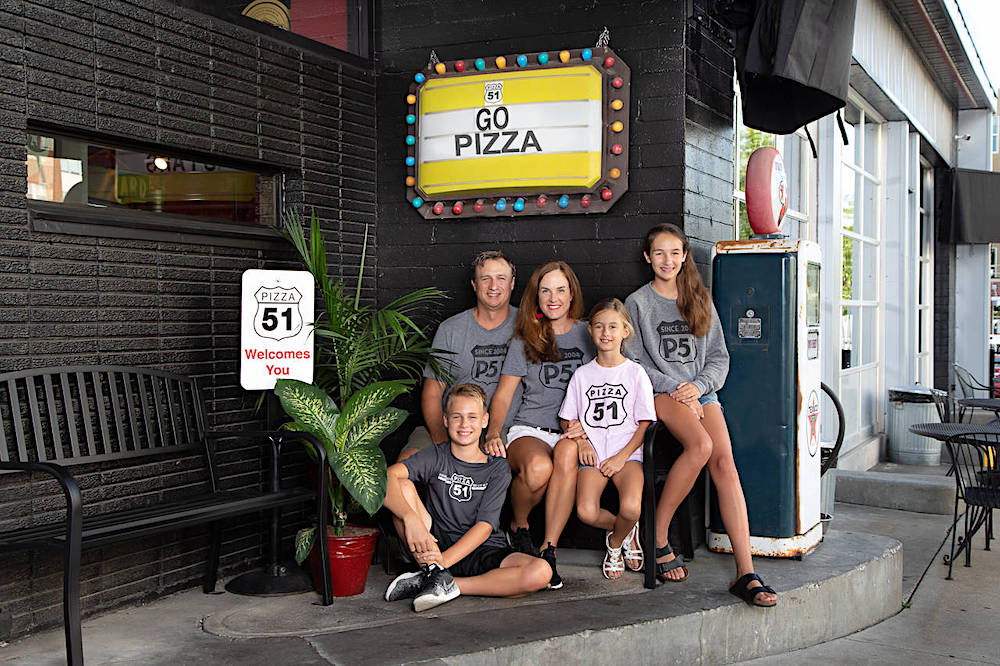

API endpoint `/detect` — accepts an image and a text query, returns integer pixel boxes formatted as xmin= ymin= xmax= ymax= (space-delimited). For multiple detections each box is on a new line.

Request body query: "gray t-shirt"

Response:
xmin=501 ymin=320 xmax=595 ymax=431
xmin=402 ymin=443 xmax=511 ymax=549
xmin=624 ymin=282 xmax=730 ymax=396
xmin=423 ymin=308 xmax=519 ymax=415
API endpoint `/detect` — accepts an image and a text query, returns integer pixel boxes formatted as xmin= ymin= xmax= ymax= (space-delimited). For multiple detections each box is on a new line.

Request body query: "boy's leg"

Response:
xmin=391 ymin=478 xmax=433 ymax=543
xmin=609 ymin=461 xmax=644 ymax=548
xmin=575 ymin=467 xmax=615 ymax=533
xmin=453 ymin=552 xmax=551 ymax=598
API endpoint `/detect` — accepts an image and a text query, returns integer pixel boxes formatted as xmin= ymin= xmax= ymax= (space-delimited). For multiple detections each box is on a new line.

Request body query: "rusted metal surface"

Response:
xmin=715 ymin=238 xmax=804 ymax=254
xmin=708 ymin=523 xmax=824 ymax=558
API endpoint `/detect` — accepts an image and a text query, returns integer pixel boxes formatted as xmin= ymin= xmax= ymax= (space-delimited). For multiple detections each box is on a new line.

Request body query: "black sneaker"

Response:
xmin=508 ymin=527 xmax=534 ymax=555
xmin=384 ymin=569 xmax=425 ymax=602
xmin=540 ymin=543 xmax=563 ymax=590
xmin=412 ymin=564 xmax=460 ymax=612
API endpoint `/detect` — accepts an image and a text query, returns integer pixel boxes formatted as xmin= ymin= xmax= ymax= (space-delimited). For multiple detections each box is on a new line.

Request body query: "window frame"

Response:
xmin=26 ymin=125 xmax=285 ymax=249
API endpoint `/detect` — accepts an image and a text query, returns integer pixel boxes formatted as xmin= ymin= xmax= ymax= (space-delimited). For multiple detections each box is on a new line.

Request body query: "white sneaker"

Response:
xmin=412 ymin=564 xmax=460 ymax=612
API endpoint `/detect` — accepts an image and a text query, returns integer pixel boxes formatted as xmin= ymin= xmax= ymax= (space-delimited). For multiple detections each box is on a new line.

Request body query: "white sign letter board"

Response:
xmin=240 ymin=269 xmax=314 ymax=390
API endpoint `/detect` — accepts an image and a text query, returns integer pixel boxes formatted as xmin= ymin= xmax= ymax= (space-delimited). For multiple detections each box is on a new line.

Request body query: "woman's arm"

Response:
xmin=484 ymin=373 xmax=520 ymax=457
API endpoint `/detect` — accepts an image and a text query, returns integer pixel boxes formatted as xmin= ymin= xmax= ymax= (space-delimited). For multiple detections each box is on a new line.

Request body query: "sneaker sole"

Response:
xmin=384 ymin=571 xmax=422 ymax=602
xmin=547 ymin=580 xmax=563 ymax=590
xmin=413 ymin=587 xmax=460 ymax=612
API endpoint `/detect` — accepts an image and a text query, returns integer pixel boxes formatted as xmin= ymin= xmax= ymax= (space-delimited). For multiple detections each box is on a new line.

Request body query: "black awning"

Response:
xmin=949 ymin=168 xmax=1000 ymax=243
xmin=715 ymin=0 xmax=858 ymax=135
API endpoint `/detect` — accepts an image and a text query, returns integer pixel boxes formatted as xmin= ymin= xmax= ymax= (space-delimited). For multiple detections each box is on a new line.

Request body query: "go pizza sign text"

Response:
xmin=404 ymin=47 xmax=630 ymax=219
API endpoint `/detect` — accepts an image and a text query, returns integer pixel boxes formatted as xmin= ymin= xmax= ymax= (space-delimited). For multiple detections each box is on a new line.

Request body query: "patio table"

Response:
xmin=957 ymin=397 xmax=1000 ymax=421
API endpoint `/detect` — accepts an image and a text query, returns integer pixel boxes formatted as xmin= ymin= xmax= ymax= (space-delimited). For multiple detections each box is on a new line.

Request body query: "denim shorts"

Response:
xmin=699 ymin=392 xmax=720 ymax=407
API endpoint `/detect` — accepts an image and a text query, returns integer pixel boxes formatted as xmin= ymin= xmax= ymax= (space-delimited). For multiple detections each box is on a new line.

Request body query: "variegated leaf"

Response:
xmin=334 ymin=381 xmax=408 ymax=447
xmin=329 ymin=446 xmax=387 ymax=515
xmin=273 ymin=380 xmax=339 ymax=452
xmin=343 ymin=407 xmax=408 ymax=452
xmin=294 ymin=526 xmax=317 ymax=565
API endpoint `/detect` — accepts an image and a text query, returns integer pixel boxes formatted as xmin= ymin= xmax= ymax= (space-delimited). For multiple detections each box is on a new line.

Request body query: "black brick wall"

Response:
xmin=0 ymin=0 xmax=376 ymax=640
xmin=374 ymin=0 xmax=734 ymax=321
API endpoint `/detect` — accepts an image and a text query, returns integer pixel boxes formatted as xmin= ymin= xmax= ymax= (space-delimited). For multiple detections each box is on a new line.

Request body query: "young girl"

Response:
xmin=558 ymin=299 xmax=655 ymax=579
xmin=624 ymin=223 xmax=777 ymax=607
xmin=485 ymin=261 xmax=594 ymax=590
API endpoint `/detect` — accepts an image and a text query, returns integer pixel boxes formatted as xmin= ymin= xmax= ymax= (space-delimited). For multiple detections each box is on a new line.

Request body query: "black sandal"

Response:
xmin=728 ymin=573 xmax=777 ymax=607
xmin=655 ymin=544 xmax=689 ymax=583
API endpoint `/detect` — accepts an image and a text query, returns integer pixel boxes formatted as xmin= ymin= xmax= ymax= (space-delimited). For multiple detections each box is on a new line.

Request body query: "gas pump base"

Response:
xmin=707 ymin=522 xmax=823 ymax=558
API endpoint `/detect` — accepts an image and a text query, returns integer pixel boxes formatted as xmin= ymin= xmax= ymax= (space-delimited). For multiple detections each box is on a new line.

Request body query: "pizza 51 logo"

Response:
xmin=253 ymin=286 xmax=304 ymax=341
xmin=438 ymin=472 xmax=487 ymax=502
xmin=657 ymin=320 xmax=695 ymax=364
xmin=471 ymin=343 xmax=508 ymax=385
xmin=584 ymin=383 xmax=629 ymax=429
xmin=540 ymin=347 xmax=586 ymax=388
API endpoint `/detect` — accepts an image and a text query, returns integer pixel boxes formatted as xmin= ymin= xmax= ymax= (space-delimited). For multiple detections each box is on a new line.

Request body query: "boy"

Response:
xmin=383 ymin=383 xmax=551 ymax=612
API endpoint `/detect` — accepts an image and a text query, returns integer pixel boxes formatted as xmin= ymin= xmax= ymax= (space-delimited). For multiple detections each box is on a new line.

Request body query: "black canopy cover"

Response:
xmin=714 ymin=0 xmax=858 ymax=135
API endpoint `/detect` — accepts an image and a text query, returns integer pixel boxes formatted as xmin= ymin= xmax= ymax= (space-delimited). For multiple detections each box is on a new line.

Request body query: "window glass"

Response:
xmin=228 ymin=0 xmax=363 ymax=55
xmin=841 ymin=165 xmax=855 ymax=230
xmin=26 ymin=133 xmax=273 ymax=226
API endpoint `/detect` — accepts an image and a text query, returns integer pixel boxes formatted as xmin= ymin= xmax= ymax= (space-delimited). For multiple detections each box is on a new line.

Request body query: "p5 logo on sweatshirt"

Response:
xmin=539 ymin=347 xmax=586 ymax=389
xmin=471 ymin=343 xmax=507 ymax=384
xmin=657 ymin=320 xmax=695 ymax=364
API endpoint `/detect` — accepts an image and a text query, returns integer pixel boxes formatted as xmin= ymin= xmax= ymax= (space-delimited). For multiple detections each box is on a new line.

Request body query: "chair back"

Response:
xmin=933 ymin=390 xmax=965 ymax=423
xmin=954 ymin=364 xmax=990 ymax=399
xmin=944 ymin=432 xmax=1000 ymax=509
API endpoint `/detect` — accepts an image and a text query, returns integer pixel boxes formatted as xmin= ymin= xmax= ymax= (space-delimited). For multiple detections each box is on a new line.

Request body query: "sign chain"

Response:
xmin=428 ymin=50 xmax=440 ymax=68
xmin=596 ymin=27 xmax=610 ymax=48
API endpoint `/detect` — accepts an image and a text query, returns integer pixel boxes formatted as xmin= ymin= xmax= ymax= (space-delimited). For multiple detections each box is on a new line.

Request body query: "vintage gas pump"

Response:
xmin=708 ymin=147 xmax=824 ymax=557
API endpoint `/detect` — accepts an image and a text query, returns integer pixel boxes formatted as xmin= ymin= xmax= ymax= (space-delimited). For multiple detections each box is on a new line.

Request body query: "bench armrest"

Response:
xmin=0 ymin=461 xmax=83 ymax=547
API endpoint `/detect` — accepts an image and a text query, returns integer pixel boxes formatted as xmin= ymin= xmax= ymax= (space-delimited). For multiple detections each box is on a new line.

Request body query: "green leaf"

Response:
xmin=280 ymin=422 xmax=318 ymax=461
xmin=273 ymin=380 xmax=340 ymax=452
xmin=344 ymin=407 xmax=408 ymax=452
xmin=294 ymin=526 xmax=317 ymax=565
xmin=335 ymin=381 xmax=408 ymax=445
xmin=329 ymin=446 xmax=387 ymax=515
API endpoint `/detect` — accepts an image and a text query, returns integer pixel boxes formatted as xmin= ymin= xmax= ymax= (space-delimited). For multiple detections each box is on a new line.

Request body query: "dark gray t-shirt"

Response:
xmin=501 ymin=320 xmax=595 ymax=431
xmin=423 ymin=308 xmax=520 ymax=417
xmin=402 ymin=443 xmax=511 ymax=549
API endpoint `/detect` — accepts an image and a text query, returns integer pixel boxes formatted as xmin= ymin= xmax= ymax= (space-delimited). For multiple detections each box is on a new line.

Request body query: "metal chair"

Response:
xmin=942 ymin=432 xmax=999 ymax=579
xmin=932 ymin=390 xmax=966 ymax=424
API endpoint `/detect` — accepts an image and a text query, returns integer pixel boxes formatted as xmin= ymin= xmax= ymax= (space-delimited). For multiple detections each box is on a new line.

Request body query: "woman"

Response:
xmin=484 ymin=260 xmax=594 ymax=590
xmin=624 ymin=223 xmax=777 ymax=607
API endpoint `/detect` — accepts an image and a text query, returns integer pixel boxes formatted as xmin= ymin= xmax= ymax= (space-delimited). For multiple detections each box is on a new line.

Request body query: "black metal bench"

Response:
xmin=0 ymin=366 xmax=331 ymax=666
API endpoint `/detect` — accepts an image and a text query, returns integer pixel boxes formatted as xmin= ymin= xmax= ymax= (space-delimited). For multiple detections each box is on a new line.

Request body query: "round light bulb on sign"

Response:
xmin=240 ymin=270 xmax=315 ymax=390
xmin=744 ymin=146 xmax=788 ymax=236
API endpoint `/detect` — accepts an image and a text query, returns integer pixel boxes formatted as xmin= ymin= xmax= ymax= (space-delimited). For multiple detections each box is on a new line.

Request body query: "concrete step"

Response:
xmin=834 ymin=469 xmax=955 ymax=514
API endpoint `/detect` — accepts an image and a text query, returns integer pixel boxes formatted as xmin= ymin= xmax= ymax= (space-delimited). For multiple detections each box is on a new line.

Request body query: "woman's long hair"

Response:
xmin=644 ymin=223 xmax=713 ymax=338
xmin=514 ymin=261 xmax=584 ymax=363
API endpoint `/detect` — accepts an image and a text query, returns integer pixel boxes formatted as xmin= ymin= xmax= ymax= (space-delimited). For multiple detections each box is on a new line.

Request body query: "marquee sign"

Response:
xmin=404 ymin=47 xmax=630 ymax=219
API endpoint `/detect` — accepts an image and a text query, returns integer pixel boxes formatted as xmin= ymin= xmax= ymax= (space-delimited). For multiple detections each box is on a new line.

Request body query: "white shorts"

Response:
xmin=507 ymin=424 xmax=562 ymax=448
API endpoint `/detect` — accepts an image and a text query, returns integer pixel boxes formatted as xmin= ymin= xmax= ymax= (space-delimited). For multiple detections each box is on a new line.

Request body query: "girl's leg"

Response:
xmin=575 ymin=467 xmax=614 ymax=531
xmin=506 ymin=437 xmax=554 ymax=530
xmin=701 ymin=404 xmax=776 ymax=604
xmin=653 ymin=394 xmax=713 ymax=578
xmin=609 ymin=461 xmax=644 ymax=548
xmin=542 ymin=438 xmax=579 ymax=550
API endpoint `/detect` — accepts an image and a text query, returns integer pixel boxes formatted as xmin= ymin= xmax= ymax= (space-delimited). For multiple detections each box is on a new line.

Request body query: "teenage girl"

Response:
xmin=624 ymin=223 xmax=777 ymax=607
xmin=558 ymin=299 xmax=655 ymax=579
xmin=485 ymin=260 xmax=594 ymax=590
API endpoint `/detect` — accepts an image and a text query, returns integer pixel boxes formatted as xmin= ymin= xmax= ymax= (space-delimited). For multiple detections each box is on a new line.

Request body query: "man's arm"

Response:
xmin=420 ymin=378 xmax=448 ymax=443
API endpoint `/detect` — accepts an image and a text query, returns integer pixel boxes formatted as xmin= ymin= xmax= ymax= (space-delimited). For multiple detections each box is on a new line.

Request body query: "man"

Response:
xmin=398 ymin=250 xmax=519 ymax=461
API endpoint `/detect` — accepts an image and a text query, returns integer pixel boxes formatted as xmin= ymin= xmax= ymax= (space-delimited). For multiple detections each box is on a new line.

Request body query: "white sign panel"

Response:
xmin=240 ymin=269 xmax=314 ymax=390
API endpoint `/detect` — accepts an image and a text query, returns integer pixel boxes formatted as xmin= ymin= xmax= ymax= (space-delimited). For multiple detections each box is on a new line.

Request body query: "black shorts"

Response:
xmin=432 ymin=524 xmax=514 ymax=577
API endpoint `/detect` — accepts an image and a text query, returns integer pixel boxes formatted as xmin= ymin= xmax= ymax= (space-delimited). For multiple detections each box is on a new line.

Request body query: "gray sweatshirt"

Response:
xmin=624 ymin=282 xmax=729 ymax=396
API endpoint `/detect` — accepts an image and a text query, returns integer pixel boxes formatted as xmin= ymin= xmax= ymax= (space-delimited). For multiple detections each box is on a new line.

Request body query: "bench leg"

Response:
xmin=62 ymin=491 xmax=84 ymax=665
xmin=203 ymin=522 xmax=222 ymax=593
xmin=642 ymin=424 xmax=658 ymax=590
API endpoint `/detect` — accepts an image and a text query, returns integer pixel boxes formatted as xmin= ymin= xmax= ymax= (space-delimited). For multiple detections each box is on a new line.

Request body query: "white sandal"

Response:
xmin=603 ymin=531 xmax=625 ymax=580
xmin=622 ymin=522 xmax=644 ymax=571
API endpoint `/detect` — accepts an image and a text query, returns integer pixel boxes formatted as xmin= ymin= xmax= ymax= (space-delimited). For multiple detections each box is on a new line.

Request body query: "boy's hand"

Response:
xmin=561 ymin=419 xmax=588 ymax=442
xmin=599 ymin=453 xmax=626 ymax=478
xmin=578 ymin=439 xmax=599 ymax=467
xmin=483 ymin=433 xmax=506 ymax=458
xmin=403 ymin=514 xmax=437 ymax=556
xmin=414 ymin=544 xmax=443 ymax=567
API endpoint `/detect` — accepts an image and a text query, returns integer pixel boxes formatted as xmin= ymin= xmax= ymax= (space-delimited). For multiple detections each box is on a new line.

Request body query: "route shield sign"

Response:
xmin=240 ymin=269 xmax=314 ymax=390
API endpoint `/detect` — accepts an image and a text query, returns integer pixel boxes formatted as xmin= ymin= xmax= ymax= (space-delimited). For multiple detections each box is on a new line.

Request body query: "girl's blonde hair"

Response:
xmin=514 ymin=261 xmax=584 ymax=363
xmin=644 ymin=223 xmax=713 ymax=337
xmin=587 ymin=297 xmax=634 ymax=339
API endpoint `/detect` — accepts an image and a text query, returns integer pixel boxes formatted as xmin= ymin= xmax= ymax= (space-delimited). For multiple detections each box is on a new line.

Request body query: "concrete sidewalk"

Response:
xmin=1 ymin=501 xmax=989 ymax=665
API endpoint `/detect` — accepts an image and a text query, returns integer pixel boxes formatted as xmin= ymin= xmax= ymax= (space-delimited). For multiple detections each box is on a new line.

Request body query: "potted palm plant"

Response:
xmin=273 ymin=209 xmax=447 ymax=596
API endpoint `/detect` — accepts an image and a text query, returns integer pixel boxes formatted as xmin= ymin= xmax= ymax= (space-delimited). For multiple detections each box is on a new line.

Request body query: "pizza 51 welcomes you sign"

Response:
xmin=404 ymin=47 xmax=630 ymax=219
xmin=240 ymin=269 xmax=314 ymax=390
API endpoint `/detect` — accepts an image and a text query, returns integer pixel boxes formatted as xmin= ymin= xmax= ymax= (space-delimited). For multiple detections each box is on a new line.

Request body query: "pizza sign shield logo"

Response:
xmin=584 ymin=383 xmax=629 ymax=429
xmin=253 ymin=286 xmax=304 ymax=341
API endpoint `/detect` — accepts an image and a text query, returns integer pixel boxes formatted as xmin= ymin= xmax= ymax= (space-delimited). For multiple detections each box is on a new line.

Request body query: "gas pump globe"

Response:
xmin=709 ymin=147 xmax=824 ymax=557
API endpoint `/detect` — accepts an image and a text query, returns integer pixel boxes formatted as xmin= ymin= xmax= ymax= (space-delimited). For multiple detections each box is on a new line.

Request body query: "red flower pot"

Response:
xmin=309 ymin=525 xmax=379 ymax=597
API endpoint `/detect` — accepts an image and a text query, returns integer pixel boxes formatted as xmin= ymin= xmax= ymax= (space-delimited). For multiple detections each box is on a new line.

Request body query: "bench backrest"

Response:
xmin=1 ymin=366 xmax=207 ymax=469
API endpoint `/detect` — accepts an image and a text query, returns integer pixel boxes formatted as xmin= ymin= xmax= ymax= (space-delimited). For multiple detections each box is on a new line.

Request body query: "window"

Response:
xmin=26 ymin=132 xmax=275 ymax=227
xmin=992 ymin=114 xmax=999 ymax=155
xmin=915 ymin=163 xmax=933 ymax=384
xmin=733 ymin=87 xmax=813 ymax=240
